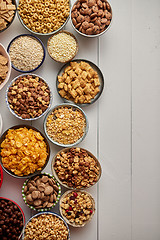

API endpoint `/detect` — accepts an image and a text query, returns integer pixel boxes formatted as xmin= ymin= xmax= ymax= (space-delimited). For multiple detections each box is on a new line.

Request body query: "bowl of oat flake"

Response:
xmin=7 ymin=34 xmax=45 ymax=73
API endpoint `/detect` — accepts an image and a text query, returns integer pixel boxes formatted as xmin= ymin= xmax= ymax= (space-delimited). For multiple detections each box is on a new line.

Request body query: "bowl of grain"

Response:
xmin=0 ymin=43 xmax=11 ymax=91
xmin=17 ymin=0 xmax=70 ymax=36
xmin=44 ymin=103 xmax=89 ymax=148
xmin=6 ymin=74 xmax=52 ymax=120
xmin=0 ymin=0 xmax=16 ymax=33
xmin=7 ymin=34 xmax=45 ymax=73
xmin=47 ymin=30 xmax=78 ymax=63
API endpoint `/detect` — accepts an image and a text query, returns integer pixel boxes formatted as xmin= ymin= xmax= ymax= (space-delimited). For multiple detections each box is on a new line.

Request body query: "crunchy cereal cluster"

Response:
xmin=58 ymin=61 xmax=100 ymax=104
xmin=0 ymin=54 xmax=8 ymax=85
xmin=1 ymin=127 xmax=48 ymax=176
xmin=60 ymin=191 xmax=95 ymax=226
xmin=46 ymin=106 xmax=86 ymax=145
xmin=24 ymin=214 xmax=69 ymax=240
xmin=54 ymin=148 xmax=100 ymax=188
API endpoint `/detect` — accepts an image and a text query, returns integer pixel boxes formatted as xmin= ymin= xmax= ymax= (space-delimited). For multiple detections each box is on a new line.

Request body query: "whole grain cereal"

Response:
xmin=46 ymin=106 xmax=86 ymax=145
xmin=9 ymin=36 xmax=44 ymax=71
xmin=0 ymin=53 xmax=8 ymax=85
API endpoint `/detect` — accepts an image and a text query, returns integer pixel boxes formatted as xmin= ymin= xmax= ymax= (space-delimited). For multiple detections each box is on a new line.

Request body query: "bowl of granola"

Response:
xmin=60 ymin=190 xmax=95 ymax=227
xmin=0 ymin=0 xmax=16 ymax=33
xmin=0 ymin=125 xmax=50 ymax=178
xmin=0 ymin=43 xmax=11 ymax=91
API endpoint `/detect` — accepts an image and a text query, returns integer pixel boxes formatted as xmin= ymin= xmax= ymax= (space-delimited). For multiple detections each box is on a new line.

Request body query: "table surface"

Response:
xmin=1 ymin=0 xmax=160 ymax=239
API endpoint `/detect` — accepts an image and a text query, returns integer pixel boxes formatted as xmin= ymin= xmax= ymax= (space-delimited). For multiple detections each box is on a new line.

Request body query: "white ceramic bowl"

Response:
xmin=0 ymin=44 xmax=11 ymax=91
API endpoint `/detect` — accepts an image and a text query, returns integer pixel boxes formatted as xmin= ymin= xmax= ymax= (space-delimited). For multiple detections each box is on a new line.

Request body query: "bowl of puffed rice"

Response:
xmin=17 ymin=0 xmax=70 ymax=36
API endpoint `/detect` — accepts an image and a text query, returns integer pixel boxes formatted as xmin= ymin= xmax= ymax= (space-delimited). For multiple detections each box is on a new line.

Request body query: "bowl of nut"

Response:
xmin=0 ymin=125 xmax=50 ymax=178
xmin=60 ymin=190 xmax=95 ymax=227
xmin=52 ymin=147 xmax=102 ymax=189
xmin=71 ymin=0 xmax=112 ymax=37
xmin=22 ymin=212 xmax=70 ymax=240
xmin=0 ymin=197 xmax=25 ymax=239
xmin=22 ymin=173 xmax=61 ymax=212
xmin=6 ymin=74 xmax=52 ymax=120
xmin=0 ymin=0 xmax=16 ymax=33
xmin=44 ymin=103 xmax=89 ymax=148
xmin=17 ymin=0 xmax=70 ymax=36
xmin=47 ymin=30 xmax=79 ymax=63
xmin=7 ymin=34 xmax=46 ymax=73
xmin=0 ymin=43 xmax=11 ymax=91
xmin=57 ymin=59 xmax=104 ymax=106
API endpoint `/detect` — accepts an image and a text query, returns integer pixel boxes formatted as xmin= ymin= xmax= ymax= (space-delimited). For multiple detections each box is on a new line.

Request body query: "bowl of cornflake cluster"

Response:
xmin=7 ymin=34 xmax=46 ymax=73
xmin=22 ymin=212 xmax=70 ymax=240
xmin=44 ymin=103 xmax=89 ymax=147
xmin=17 ymin=0 xmax=70 ymax=36
xmin=52 ymin=147 xmax=102 ymax=189
xmin=6 ymin=74 xmax=52 ymax=120
xmin=57 ymin=59 xmax=104 ymax=106
xmin=0 ymin=125 xmax=50 ymax=178
xmin=47 ymin=30 xmax=78 ymax=63
xmin=60 ymin=190 xmax=95 ymax=227
xmin=0 ymin=0 xmax=16 ymax=33
xmin=0 ymin=44 xmax=11 ymax=91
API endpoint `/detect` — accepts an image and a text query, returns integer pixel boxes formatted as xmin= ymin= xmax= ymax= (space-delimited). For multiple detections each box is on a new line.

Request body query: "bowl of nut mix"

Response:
xmin=0 ymin=43 xmax=11 ymax=91
xmin=0 ymin=0 xmax=16 ymax=33
xmin=0 ymin=165 xmax=3 ymax=188
xmin=6 ymin=74 xmax=52 ymax=120
xmin=60 ymin=190 xmax=95 ymax=227
xmin=71 ymin=0 xmax=112 ymax=37
xmin=22 ymin=173 xmax=61 ymax=212
xmin=17 ymin=0 xmax=70 ymax=36
xmin=44 ymin=103 xmax=89 ymax=147
xmin=0 ymin=125 xmax=50 ymax=178
xmin=0 ymin=197 xmax=25 ymax=240
xmin=52 ymin=147 xmax=102 ymax=189
xmin=57 ymin=59 xmax=104 ymax=106
xmin=7 ymin=34 xmax=46 ymax=73
xmin=22 ymin=212 xmax=70 ymax=240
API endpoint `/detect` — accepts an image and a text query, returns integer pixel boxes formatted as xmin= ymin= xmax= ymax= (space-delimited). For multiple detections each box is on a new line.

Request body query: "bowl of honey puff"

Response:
xmin=0 ymin=43 xmax=11 ymax=91
xmin=60 ymin=190 xmax=95 ymax=227
xmin=0 ymin=125 xmax=50 ymax=178
xmin=0 ymin=0 xmax=16 ymax=32
xmin=52 ymin=147 xmax=102 ymax=189
xmin=17 ymin=0 xmax=70 ymax=36
xmin=56 ymin=59 xmax=104 ymax=106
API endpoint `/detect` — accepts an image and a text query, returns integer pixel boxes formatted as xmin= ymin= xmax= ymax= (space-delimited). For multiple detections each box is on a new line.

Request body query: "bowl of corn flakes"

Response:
xmin=0 ymin=43 xmax=11 ymax=91
xmin=0 ymin=125 xmax=50 ymax=178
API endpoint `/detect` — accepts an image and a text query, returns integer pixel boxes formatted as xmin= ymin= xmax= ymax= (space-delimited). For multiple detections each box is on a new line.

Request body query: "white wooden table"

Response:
xmin=0 ymin=0 xmax=160 ymax=239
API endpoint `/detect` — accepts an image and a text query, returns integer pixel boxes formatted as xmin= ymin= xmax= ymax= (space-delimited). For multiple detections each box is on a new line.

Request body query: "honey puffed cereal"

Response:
xmin=18 ymin=0 xmax=70 ymax=34
xmin=1 ymin=127 xmax=48 ymax=176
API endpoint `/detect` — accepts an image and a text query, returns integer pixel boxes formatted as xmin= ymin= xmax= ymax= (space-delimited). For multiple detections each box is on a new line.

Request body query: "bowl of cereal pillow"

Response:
xmin=0 ymin=43 xmax=11 ymax=91
xmin=6 ymin=74 xmax=52 ymax=120
xmin=17 ymin=0 xmax=70 ymax=36
xmin=0 ymin=125 xmax=50 ymax=178
xmin=0 ymin=0 xmax=16 ymax=33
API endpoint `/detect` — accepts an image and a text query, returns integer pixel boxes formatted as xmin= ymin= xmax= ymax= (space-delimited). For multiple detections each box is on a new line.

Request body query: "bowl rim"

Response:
xmin=7 ymin=33 xmax=46 ymax=73
xmin=70 ymin=0 xmax=113 ymax=38
xmin=0 ymin=0 xmax=17 ymax=33
xmin=17 ymin=0 xmax=71 ymax=36
xmin=56 ymin=58 xmax=104 ymax=106
xmin=0 ymin=124 xmax=50 ymax=178
xmin=51 ymin=147 xmax=102 ymax=190
xmin=59 ymin=189 xmax=95 ymax=227
xmin=0 ymin=164 xmax=3 ymax=188
xmin=47 ymin=30 xmax=79 ymax=63
xmin=22 ymin=172 xmax=61 ymax=212
xmin=5 ymin=73 xmax=53 ymax=121
xmin=43 ymin=103 xmax=89 ymax=147
xmin=22 ymin=211 xmax=71 ymax=240
xmin=0 ymin=43 xmax=11 ymax=91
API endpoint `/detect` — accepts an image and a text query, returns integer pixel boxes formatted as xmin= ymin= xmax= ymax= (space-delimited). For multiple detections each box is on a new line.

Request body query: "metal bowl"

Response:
xmin=22 ymin=212 xmax=70 ymax=240
xmin=6 ymin=73 xmax=52 ymax=121
xmin=0 ymin=125 xmax=50 ymax=178
xmin=0 ymin=43 xmax=11 ymax=91
xmin=7 ymin=34 xmax=46 ymax=73
xmin=52 ymin=147 xmax=102 ymax=189
xmin=0 ymin=0 xmax=16 ymax=33
xmin=22 ymin=172 xmax=61 ymax=212
xmin=44 ymin=103 xmax=89 ymax=148
xmin=56 ymin=59 xmax=104 ymax=106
